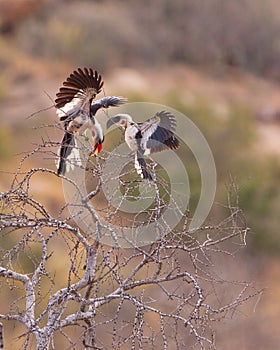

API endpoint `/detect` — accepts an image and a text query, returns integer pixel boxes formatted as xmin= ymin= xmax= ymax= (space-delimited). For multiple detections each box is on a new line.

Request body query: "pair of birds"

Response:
xmin=55 ymin=68 xmax=180 ymax=180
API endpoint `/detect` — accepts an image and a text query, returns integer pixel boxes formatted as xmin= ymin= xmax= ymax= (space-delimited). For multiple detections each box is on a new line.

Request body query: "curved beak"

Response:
xmin=106 ymin=116 xmax=121 ymax=129
xmin=89 ymin=142 xmax=103 ymax=156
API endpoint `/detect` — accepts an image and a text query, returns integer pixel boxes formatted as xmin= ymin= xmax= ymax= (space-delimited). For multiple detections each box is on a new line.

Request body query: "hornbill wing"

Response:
xmin=57 ymin=130 xmax=76 ymax=175
xmin=90 ymin=96 xmax=127 ymax=116
xmin=134 ymin=151 xmax=153 ymax=180
xmin=140 ymin=111 xmax=180 ymax=154
xmin=55 ymin=68 xmax=104 ymax=121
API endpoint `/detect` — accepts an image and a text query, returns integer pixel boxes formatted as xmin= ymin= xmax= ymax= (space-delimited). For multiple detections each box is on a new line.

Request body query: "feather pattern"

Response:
xmin=134 ymin=152 xmax=153 ymax=180
xmin=57 ymin=129 xmax=75 ymax=175
xmin=107 ymin=110 xmax=180 ymax=181
xmin=55 ymin=68 xmax=104 ymax=109
xmin=141 ymin=111 xmax=179 ymax=154
xmin=55 ymin=68 xmax=127 ymax=175
xmin=90 ymin=96 xmax=127 ymax=116
xmin=55 ymin=68 xmax=103 ymax=175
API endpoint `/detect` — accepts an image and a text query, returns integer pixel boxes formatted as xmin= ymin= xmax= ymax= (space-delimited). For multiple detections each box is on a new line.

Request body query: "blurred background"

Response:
xmin=0 ymin=0 xmax=280 ymax=348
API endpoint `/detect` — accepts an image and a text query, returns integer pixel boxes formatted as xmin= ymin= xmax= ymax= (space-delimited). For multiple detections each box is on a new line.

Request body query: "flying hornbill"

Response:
xmin=55 ymin=67 xmax=127 ymax=175
xmin=107 ymin=111 xmax=180 ymax=180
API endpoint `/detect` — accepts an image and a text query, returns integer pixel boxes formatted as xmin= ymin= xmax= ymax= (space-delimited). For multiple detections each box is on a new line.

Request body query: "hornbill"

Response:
xmin=55 ymin=67 xmax=127 ymax=175
xmin=106 ymin=111 xmax=180 ymax=180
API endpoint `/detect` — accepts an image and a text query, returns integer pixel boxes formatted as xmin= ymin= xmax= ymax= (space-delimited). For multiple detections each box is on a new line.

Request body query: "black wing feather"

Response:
xmin=55 ymin=68 xmax=104 ymax=108
xmin=145 ymin=111 xmax=180 ymax=153
xmin=135 ymin=151 xmax=153 ymax=180
xmin=90 ymin=96 xmax=127 ymax=116
xmin=57 ymin=131 xmax=75 ymax=175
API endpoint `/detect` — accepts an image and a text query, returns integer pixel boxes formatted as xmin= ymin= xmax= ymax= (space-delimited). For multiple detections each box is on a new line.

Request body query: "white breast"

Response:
xmin=125 ymin=124 xmax=139 ymax=151
xmin=78 ymin=119 xmax=92 ymax=135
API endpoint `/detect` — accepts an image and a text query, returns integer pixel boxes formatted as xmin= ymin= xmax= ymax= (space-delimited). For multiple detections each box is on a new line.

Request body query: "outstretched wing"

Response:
xmin=55 ymin=68 xmax=104 ymax=121
xmin=90 ymin=96 xmax=127 ymax=116
xmin=140 ymin=111 xmax=180 ymax=154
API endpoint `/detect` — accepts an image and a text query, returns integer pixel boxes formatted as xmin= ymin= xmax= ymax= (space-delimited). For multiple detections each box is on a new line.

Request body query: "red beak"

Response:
xmin=90 ymin=143 xmax=103 ymax=156
xmin=95 ymin=143 xmax=103 ymax=154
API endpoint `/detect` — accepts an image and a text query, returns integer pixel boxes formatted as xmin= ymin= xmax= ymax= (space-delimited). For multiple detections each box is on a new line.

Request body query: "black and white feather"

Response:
xmin=55 ymin=67 xmax=103 ymax=113
xmin=107 ymin=111 xmax=180 ymax=180
xmin=55 ymin=68 xmax=127 ymax=175
xmin=90 ymin=96 xmax=127 ymax=116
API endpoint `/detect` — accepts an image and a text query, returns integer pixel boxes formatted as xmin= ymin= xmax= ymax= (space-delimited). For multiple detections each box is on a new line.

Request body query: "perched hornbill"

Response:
xmin=107 ymin=111 xmax=180 ymax=180
xmin=55 ymin=67 xmax=127 ymax=175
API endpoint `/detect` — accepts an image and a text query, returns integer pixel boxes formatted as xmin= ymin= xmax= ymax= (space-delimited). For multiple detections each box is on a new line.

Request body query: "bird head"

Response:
xmin=89 ymin=123 xmax=104 ymax=156
xmin=106 ymin=114 xmax=133 ymax=130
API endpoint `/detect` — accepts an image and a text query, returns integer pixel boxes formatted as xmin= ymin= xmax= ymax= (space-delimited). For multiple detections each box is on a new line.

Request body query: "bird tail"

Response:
xmin=134 ymin=152 xmax=153 ymax=180
xmin=57 ymin=131 xmax=75 ymax=175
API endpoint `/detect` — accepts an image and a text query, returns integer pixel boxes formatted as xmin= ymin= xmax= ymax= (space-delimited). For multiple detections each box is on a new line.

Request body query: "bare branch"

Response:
xmin=0 ymin=133 xmax=260 ymax=349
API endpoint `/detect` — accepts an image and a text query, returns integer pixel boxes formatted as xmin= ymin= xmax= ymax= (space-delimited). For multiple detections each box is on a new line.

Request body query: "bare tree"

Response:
xmin=0 ymin=137 xmax=259 ymax=350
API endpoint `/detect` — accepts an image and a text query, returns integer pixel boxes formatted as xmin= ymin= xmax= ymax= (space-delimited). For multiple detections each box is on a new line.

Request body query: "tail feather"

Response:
xmin=134 ymin=152 xmax=153 ymax=180
xmin=57 ymin=131 xmax=75 ymax=175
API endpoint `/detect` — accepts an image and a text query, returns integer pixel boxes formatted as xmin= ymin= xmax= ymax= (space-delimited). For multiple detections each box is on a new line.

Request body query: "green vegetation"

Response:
xmin=167 ymin=96 xmax=280 ymax=251
xmin=13 ymin=0 xmax=280 ymax=78
xmin=0 ymin=126 xmax=14 ymax=161
xmin=0 ymin=0 xmax=280 ymax=254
